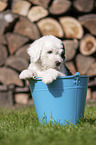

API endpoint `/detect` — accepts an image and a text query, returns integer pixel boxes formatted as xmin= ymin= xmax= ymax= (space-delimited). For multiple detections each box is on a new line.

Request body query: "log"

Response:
xmin=0 ymin=85 xmax=7 ymax=91
xmin=49 ymin=0 xmax=71 ymax=15
xmin=73 ymin=0 xmax=94 ymax=13
xmin=86 ymin=88 xmax=92 ymax=100
xmin=37 ymin=17 xmax=64 ymax=37
xmin=78 ymin=14 xmax=96 ymax=36
xmin=0 ymin=45 xmax=8 ymax=66
xmin=87 ymin=61 xmax=96 ymax=76
xmin=0 ymin=89 xmax=13 ymax=107
xmin=12 ymin=0 xmax=31 ymax=16
xmin=0 ymin=0 xmax=8 ymax=11
xmin=0 ymin=10 xmax=18 ymax=34
xmin=76 ymin=54 xmax=95 ymax=75
xmin=27 ymin=6 xmax=48 ymax=22
xmin=0 ymin=67 xmax=23 ymax=86
xmin=63 ymin=39 xmax=78 ymax=61
xmin=5 ymin=56 xmax=29 ymax=72
xmin=15 ymin=87 xmax=29 ymax=93
xmin=0 ymin=33 xmax=7 ymax=44
xmin=15 ymin=44 xmax=30 ymax=61
xmin=65 ymin=61 xmax=76 ymax=75
xmin=80 ymin=34 xmax=96 ymax=56
xmin=14 ymin=17 xmax=40 ymax=40
xmin=6 ymin=33 xmax=29 ymax=54
xmin=59 ymin=16 xmax=84 ymax=39
xmin=92 ymin=91 xmax=96 ymax=99
xmin=14 ymin=93 xmax=29 ymax=105
xmin=29 ymin=0 xmax=51 ymax=8
xmin=88 ymin=77 xmax=96 ymax=86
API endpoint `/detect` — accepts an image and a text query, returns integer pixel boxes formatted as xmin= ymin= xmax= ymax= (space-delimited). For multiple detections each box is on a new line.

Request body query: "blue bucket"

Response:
xmin=28 ymin=72 xmax=89 ymax=125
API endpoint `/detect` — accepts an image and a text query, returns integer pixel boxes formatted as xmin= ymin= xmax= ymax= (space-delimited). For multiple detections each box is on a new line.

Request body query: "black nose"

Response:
xmin=56 ymin=61 xmax=61 ymax=66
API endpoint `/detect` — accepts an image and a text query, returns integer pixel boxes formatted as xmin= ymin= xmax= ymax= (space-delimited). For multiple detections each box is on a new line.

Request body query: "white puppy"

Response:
xmin=19 ymin=35 xmax=72 ymax=84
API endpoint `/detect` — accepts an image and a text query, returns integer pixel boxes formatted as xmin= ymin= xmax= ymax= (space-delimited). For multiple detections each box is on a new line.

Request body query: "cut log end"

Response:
xmin=63 ymin=39 xmax=78 ymax=61
xmin=37 ymin=18 xmax=64 ymax=37
xmin=27 ymin=6 xmax=48 ymax=22
xmin=73 ymin=0 xmax=94 ymax=13
xmin=0 ymin=1 xmax=8 ymax=12
xmin=49 ymin=0 xmax=71 ymax=15
xmin=59 ymin=17 xmax=84 ymax=39
xmin=12 ymin=1 xmax=31 ymax=16
xmin=80 ymin=34 xmax=96 ymax=56
xmin=78 ymin=14 xmax=96 ymax=36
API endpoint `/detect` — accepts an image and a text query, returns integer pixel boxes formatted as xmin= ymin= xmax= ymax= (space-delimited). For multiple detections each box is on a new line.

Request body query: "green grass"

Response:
xmin=0 ymin=104 xmax=96 ymax=145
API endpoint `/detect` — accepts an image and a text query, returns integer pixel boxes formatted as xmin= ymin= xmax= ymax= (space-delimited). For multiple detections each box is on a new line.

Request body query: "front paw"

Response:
xmin=19 ymin=70 xmax=33 ymax=79
xmin=42 ymin=69 xmax=59 ymax=84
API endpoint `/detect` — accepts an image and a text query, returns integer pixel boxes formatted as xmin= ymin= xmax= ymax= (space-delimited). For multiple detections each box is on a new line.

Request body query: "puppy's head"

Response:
xmin=27 ymin=35 xmax=65 ymax=70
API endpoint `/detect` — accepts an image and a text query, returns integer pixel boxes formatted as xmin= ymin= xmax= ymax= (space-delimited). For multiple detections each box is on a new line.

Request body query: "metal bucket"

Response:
xmin=28 ymin=72 xmax=89 ymax=125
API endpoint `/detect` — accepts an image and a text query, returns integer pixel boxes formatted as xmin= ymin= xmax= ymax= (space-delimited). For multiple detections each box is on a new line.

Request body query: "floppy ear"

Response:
xmin=27 ymin=39 xmax=42 ymax=63
xmin=61 ymin=43 xmax=65 ymax=61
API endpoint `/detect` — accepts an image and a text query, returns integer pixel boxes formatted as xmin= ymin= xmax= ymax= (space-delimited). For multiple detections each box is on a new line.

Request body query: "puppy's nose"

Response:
xmin=56 ymin=61 xmax=61 ymax=66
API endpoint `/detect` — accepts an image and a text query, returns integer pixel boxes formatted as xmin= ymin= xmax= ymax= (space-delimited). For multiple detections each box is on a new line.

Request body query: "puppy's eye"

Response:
xmin=47 ymin=51 xmax=53 ymax=54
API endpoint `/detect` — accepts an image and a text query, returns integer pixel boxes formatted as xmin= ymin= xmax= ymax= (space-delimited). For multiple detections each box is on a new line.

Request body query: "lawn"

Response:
xmin=0 ymin=104 xmax=96 ymax=145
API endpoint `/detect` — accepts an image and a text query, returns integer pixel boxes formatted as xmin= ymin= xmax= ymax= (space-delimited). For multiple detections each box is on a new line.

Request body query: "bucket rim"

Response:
xmin=28 ymin=72 xmax=89 ymax=81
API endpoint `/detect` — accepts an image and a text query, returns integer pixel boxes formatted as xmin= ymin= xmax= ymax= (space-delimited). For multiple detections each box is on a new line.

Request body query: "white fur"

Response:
xmin=19 ymin=35 xmax=69 ymax=84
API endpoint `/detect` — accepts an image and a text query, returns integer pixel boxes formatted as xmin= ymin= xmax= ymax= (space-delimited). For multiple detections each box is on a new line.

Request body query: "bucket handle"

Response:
xmin=74 ymin=72 xmax=81 ymax=86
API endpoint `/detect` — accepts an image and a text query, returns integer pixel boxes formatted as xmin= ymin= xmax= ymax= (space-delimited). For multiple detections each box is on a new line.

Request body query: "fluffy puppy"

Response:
xmin=19 ymin=35 xmax=72 ymax=84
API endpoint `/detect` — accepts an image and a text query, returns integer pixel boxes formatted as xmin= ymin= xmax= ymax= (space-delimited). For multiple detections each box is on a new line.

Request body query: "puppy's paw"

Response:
xmin=19 ymin=70 xmax=33 ymax=79
xmin=42 ymin=69 xmax=59 ymax=84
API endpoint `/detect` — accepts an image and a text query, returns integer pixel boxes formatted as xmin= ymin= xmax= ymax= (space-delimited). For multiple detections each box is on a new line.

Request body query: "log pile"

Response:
xmin=0 ymin=0 xmax=96 ymax=106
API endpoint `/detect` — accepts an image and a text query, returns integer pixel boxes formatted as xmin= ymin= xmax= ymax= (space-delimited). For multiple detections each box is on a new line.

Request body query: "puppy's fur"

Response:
xmin=19 ymin=35 xmax=72 ymax=84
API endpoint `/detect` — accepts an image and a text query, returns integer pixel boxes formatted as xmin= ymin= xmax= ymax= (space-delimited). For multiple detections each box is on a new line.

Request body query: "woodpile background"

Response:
xmin=0 ymin=0 xmax=96 ymax=107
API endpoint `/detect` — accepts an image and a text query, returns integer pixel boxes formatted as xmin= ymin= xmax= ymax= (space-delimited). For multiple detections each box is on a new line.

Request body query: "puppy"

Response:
xmin=19 ymin=35 xmax=72 ymax=84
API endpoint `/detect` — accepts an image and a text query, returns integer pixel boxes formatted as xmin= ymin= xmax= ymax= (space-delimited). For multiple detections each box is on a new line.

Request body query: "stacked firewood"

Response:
xmin=0 ymin=0 xmax=96 ymax=106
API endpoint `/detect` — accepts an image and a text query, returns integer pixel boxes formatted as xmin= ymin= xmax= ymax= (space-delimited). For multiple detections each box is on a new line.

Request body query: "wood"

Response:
xmin=27 ymin=6 xmax=48 ymax=22
xmin=15 ymin=87 xmax=29 ymax=93
xmin=29 ymin=0 xmax=51 ymax=8
xmin=0 ymin=44 xmax=8 ymax=66
xmin=14 ymin=17 xmax=40 ymax=40
xmin=0 ymin=85 xmax=7 ymax=91
xmin=80 ymin=34 xmax=96 ymax=56
xmin=78 ymin=14 xmax=96 ymax=36
xmin=15 ymin=44 xmax=30 ymax=61
xmin=65 ymin=61 xmax=76 ymax=75
xmin=0 ymin=67 xmax=23 ymax=86
xmin=73 ymin=0 xmax=94 ymax=13
xmin=59 ymin=16 xmax=84 ymax=39
xmin=0 ymin=90 xmax=13 ymax=107
xmin=37 ymin=18 xmax=64 ymax=37
xmin=6 ymin=33 xmax=29 ymax=54
xmin=88 ymin=78 xmax=96 ymax=86
xmin=76 ymin=54 xmax=95 ymax=75
xmin=14 ymin=93 xmax=29 ymax=104
xmin=5 ymin=56 xmax=29 ymax=72
xmin=63 ymin=39 xmax=78 ymax=61
xmin=12 ymin=0 xmax=31 ymax=16
xmin=0 ymin=10 xmax=18 ymax=34
xmin=0 ymin=33 xmax=6 ymax=44
xmin=49 ymin=0 xmax=71 ymax=15
xmin=86 ymin=88 xmax=92 ymax=100
xmin=0 ymin=0 xmax=8 ymax=11
xmin=92 ymin=91 xmax=96 ymax=99
xmin=87 ymin=61 xmax=96 ymax=76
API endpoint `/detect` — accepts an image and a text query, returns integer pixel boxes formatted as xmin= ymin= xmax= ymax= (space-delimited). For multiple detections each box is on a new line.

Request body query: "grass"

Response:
xmin=0 ymin=104 xmax=96 ymax=145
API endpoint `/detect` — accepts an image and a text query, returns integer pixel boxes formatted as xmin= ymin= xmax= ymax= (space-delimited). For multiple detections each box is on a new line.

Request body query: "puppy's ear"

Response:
xmin=27 ymin=39 xmax=42 ymax=63
xmin=61 ymin=43 xmax=65 ymax=60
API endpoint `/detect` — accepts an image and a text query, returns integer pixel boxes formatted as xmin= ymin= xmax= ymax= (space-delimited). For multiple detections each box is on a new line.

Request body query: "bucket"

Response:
xmin=28 ymin=72 xmax=89 ymax=125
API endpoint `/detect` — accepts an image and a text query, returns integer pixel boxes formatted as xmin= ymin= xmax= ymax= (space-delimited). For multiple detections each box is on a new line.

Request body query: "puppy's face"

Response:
xmin=27 ymin=35 xmax=65 ymax=70
xmin=40 ymin=43 xmax=65 ymax=70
